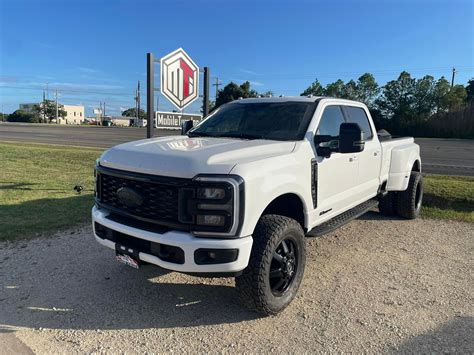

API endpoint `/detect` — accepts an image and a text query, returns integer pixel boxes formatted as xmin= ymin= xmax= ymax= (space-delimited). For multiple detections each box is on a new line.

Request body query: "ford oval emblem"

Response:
xmin=116 ymin=187 xmax=143 ymax=208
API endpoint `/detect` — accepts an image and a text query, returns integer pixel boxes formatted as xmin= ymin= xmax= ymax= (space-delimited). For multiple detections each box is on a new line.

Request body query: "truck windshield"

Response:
xmin=188 ymin=101 xmax=316 ymax=141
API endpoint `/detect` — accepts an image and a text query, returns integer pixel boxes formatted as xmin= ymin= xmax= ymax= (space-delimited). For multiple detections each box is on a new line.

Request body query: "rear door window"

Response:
xmin=343 ymin=106 xmax=373 ymax=140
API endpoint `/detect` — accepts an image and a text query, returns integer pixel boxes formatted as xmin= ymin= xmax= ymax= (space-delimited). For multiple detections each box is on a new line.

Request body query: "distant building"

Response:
xmin=19 ymin=102 xmax=85 ymax=124
xmin=57 ymin=105 xmax=85 ymax=125
xmin=103 ymin=116 xmax=131 ymax=127
xmin=19 ymin=103 xmax=38 ymax=113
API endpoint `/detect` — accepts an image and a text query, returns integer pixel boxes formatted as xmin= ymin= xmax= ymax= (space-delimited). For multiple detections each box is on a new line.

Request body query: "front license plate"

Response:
xmin=116 ymin=253 xmax=140 ymax=269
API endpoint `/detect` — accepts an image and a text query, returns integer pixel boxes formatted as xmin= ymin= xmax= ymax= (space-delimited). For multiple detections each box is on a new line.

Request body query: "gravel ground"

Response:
xmin=0 ymin=213 xmax=473 ymax=353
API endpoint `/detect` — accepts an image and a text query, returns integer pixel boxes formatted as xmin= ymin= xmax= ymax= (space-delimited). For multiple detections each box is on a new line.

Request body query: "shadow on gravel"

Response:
xmin=0 ymin=242 xmax=260 ymax=331
xmin=395 ymin=316 xmax=474 ymax=353
xmin=356 ymin=210 xmax=400 ymax=221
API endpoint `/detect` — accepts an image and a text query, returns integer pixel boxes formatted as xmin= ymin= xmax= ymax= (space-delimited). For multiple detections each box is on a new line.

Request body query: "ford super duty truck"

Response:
xmin=92 ymin=97 xmax=422 ymax=315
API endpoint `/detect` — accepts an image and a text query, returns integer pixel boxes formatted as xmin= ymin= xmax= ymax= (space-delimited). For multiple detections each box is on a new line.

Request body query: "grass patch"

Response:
xmin=1 ymin=142 xmax=472 ymax=241
xmin=422 ymin=174 xmax=474 ymax=223
xmin=0 ymin=142 xmax=102 ymax=241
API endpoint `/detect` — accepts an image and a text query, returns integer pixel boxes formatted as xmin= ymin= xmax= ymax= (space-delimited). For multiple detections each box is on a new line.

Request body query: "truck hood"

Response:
xmin=99 ymin=135 xmax=296 ymax=178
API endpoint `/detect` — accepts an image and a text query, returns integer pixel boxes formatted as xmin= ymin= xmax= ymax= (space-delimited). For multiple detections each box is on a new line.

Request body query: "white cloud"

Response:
xmin=249 ymin=80 xmax=264 ymax=87
xmin=77 ymin=67 xmax=100 ymax=74
xmin=240 ymin=69 xmax=259 ymax=75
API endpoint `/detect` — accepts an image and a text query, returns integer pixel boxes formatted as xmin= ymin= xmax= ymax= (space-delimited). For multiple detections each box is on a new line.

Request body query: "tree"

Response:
xmin=301 ymin=74 xmax=379 ymax=109
xmin=343 ymin=80 xmax=359 ymax=101
xmin=7 ymin=109 xmax=39 ymax=123
xmin=324 ymin=79 xmax=345 ymax=98
xmin=300 ymin=78 xmax=324 ymax=96
xmin=376 ymin=71 xmax=417 ymax=124
xmin=432 ymin=77 xmax=451 ymax=113
xmin=215 ymin=81 xmax=259 ymax=108
xmin=412 ymin=75 xmax=436 ymax=117
xmin=122 ymin=107 xmax=147 ymax=119
xmin=441 ymin=85 xmax=467 ymax=110
xmin=355 ymin=73 xmax=379 ymax=108
xmin=33 ymin=100 xmax=66 ymax=123
xmin=466 ymin=78 xmax=474 ymax=103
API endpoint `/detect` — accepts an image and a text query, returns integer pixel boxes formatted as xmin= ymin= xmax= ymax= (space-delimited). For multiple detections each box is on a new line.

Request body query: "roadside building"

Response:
xmin=57 ymin=105 xmax=85 ymax=125
xmin=103 ymin=116 xmax=131 ymax=127
xmin=20 ymin=102 xmax=85 ymax=124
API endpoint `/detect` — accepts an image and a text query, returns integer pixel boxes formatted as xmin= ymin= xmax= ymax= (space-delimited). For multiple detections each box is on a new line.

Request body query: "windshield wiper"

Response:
xmin=218 ymin=133 xmax=265 ymax=140
xmin=187 ymin=131 xmax=217 ymax=138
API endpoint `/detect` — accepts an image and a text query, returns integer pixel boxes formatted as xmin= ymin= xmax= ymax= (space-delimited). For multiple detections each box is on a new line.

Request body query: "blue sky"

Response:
xmin=0 ymin=0 xmax=473 ymax=115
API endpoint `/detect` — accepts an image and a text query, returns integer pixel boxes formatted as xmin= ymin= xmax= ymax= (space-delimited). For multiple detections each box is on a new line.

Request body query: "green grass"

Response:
xmin=0 ymin=142 xmax=102 ymax=241
xmin=422 ymin=174 xmax=474 ymax=223
xmin=0 ymin=142 xmax=472 ymax=242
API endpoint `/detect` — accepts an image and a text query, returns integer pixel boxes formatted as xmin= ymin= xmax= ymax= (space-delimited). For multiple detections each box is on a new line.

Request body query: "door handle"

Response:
xmin=374 ymin=151 xmax=380 ymax=157
xmin=349 ymin=155 xmax=358 ymax=162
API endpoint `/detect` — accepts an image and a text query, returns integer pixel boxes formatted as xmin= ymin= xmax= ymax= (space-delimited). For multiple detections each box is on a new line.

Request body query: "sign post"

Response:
xmin=146 ymin=53 xmax=154 ymax=138
xmin=203 ymin=66 xmax=210 ymax=117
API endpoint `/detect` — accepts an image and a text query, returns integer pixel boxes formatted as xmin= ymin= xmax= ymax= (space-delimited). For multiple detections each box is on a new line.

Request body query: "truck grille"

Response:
xmin=97 ymin=168 xmax=188 ymax=225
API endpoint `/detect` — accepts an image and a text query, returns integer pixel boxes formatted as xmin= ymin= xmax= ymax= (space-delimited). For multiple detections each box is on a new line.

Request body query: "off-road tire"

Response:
xmin=396 ymin=171 xmax=423 ymax=219
xmin=378 ymin=192 xmax=397 ymax=216
xmin=235 ymin=214 xmax=306 ymax=316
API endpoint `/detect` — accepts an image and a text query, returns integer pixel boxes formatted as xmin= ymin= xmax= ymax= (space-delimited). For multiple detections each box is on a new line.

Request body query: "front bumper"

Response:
xmin=92 ymin=206 xmax=253 ymax=273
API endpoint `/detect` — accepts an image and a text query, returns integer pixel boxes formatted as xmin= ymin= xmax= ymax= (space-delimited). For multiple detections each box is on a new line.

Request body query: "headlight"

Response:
xmin=197 ymin=187 xmax=226 ymax=199
xmin=178 ymin=175 xmax=244 ymax=237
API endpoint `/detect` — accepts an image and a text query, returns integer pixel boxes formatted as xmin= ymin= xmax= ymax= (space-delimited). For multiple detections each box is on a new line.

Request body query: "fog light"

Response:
xmin=196 ymin=214 xmax=225 ymax=226
xmin=194 ymin=249 xmax=239 ymax=265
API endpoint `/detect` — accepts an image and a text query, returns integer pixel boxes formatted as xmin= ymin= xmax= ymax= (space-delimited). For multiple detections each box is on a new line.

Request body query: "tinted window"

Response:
xmin=344 ymin=106 xmax=373 ymax=139
xmin=316 ymin=106 xmax=345 ymax=137
xmin=189 ymin=102 xmax=316 ymax=141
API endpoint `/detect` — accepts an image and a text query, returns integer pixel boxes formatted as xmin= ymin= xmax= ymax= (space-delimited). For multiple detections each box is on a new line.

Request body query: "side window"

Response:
xmin=316 ymin=106 xmax=345 ymax=137
xmin=344 ymin=106 xmax=373 ymax=139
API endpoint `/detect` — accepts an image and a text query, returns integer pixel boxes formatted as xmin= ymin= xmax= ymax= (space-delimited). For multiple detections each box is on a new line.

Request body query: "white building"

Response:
xmin=20 ymin=102 xmax=85 ymax=124
xmin=57 ymin=105 xmax=85 ymax=125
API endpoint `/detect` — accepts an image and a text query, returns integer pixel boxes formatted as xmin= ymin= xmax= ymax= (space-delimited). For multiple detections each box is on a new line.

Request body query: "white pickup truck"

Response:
xmin=92 ymin=97 xmax=422 ymax=315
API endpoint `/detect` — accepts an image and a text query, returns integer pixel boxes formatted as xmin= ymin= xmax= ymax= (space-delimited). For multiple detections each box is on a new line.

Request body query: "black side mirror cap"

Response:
xmin=181 ymin=120 xmax=194 ymax=135
xmin=339 ymin=122 xmax=365 ymax=153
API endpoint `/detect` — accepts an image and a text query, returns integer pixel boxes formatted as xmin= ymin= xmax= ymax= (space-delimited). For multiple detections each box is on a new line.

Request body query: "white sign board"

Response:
xmin=160 ymin=48 xmax=199 ymax=110
xmin=155 ymin=111 xmax=203 ymax=129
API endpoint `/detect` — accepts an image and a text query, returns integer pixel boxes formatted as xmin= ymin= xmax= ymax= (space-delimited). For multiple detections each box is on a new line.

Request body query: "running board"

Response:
xmin=307 ymin=198 xmax=379 ymax=237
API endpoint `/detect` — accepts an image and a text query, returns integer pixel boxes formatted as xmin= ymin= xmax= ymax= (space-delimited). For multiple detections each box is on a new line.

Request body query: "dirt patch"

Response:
xmin=0 ymin=213 xmax=472 ymax=353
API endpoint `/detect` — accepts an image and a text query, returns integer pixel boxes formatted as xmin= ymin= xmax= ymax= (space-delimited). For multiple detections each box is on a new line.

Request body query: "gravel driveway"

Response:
xmin=1 ymin=213 xmax=473 ymax=353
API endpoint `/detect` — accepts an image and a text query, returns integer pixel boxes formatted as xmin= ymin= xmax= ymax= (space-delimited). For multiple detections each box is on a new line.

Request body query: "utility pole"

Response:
xmin=55 ymin=89 xmax=58 ymax=124
xmin=451 ymin=67 xmax=457 ymax=88
xmin=212 ymin=77 xmax=221 ymax=101
xmin=42 ymin=90 xmax=46 ymax=124
xmin=137 ymin=80 xmax=141 ymax=125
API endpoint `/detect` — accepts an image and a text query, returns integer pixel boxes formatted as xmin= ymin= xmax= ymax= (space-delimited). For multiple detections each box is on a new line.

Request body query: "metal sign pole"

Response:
xmin=203 ymin=67 xmax=210 ymax=117
xmin=146 ymin=53 xmax=154 ymax=138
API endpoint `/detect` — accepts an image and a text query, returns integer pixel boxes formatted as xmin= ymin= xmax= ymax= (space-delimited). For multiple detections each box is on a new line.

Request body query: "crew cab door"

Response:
xmin=313 ymin=105 xmax=360 ymax=216
xmin=342 ymin=105 xmax=381 ymax=199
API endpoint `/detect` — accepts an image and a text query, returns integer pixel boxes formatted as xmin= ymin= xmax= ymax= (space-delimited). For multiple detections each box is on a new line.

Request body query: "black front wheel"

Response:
xmin=235 ymin=214 xmax=306 ymax=316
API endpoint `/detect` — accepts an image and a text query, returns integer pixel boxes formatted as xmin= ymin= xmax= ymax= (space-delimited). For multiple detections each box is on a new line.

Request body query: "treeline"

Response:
xmin=214 ymin=72 xmax=474 ymax=139
xmin=300 ymin=71 xmax=473 ymax=139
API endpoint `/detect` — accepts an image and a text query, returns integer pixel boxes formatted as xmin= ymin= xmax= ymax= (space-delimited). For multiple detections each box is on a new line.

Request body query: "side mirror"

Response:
xmin=181 ymin=120 xmax=194 ymax=135
xmin=339 ymin=122 xmax=365 ymax=153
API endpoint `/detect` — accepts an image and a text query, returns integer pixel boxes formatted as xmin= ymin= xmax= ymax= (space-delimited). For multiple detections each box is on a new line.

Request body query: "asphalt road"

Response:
xmin=1 ymin=123 xmax=473 ymax=176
